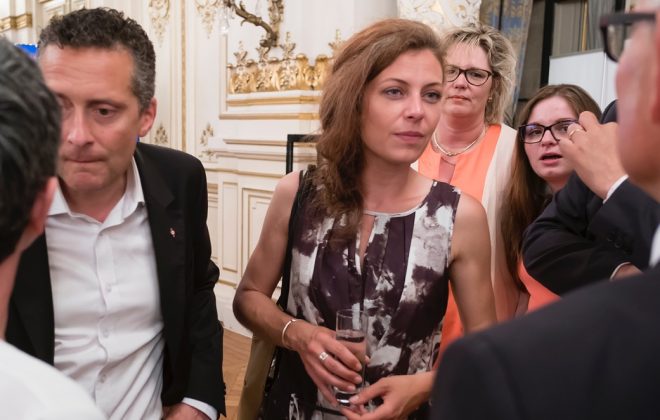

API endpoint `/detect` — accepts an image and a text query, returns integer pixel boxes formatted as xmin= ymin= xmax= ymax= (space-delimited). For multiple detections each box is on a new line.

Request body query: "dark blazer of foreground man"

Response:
xmin=431 ymin=5 xmax=660 ymax=419
xmin=430 ymin=269 xmax=660 ymax=419
xmin=8 ymin=142 xmax=226 ymax=414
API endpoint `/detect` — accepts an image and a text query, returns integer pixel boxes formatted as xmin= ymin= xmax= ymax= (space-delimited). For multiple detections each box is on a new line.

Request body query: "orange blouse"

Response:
xmin=518 ymin=261 xmax=558 ymax=313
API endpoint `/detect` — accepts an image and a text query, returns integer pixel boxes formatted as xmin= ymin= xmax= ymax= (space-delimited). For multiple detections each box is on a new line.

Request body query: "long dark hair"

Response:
xmin=500 ymin=84 xmax=601 ymax=283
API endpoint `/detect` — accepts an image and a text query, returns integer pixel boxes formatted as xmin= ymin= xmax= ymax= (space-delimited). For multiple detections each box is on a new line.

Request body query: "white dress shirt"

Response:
xmin=604 ymin=175 xmax=628 ymax=203
xmin=650 ymin=225 xmax=660 ymax=267
xmin=1 ymin=340 xmax=106 ymax=420
xmin=47 ymin=159 xmax=164 ymax=419
xmin=605 ymin=175 xmax=634 ymax=279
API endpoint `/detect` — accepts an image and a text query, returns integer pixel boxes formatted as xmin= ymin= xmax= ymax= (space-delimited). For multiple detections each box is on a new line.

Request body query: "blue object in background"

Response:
xmin=16 ymin=44 xmax=38 ymax=58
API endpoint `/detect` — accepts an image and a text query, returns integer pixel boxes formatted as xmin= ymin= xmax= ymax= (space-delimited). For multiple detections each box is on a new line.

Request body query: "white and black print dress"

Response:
xmin=262 ymin=179 xmax=460 ymax=419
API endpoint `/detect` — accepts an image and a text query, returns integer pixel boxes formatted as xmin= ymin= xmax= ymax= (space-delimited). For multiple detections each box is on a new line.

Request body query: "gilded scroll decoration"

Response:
xmin=276 ymin=32 xmax=298 ymax=91
xmin=397 ymin=0 xmax=481 ymax=32
xmin=153 ymin=123 xmax=169 ymax=146
xmin=0 ymin=14 xmax=32 ymax=32
xmin=195 ymin=0 xmax=221 ymax=37
xmin=328 ymin=30 xmax=344 ymax=56
xmin=149 ymin=0 xmax=170 ymax=44
xmin=227 ymin=31 xmax=337 ymax=94
xmin=198 ymin=123 xmax=220 ymax=162
xmin=222 ymin=0 xmax=284 ymax=51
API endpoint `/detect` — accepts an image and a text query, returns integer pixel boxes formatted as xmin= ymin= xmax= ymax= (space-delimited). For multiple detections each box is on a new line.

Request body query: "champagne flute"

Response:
xmin=333 ymin=308 xmax=368 ymax=407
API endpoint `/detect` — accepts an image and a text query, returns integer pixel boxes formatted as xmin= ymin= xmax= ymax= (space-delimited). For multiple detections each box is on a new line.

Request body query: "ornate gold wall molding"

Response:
xmin=0 ymin=13 xmax=33 ymax=32
xmin=207 ymin=183 xmax=219 ymax=206
xmin=227 ymin=29 xmax=344 ymax=94
xmin=223 ymin=0 xmax=284 ymax=51
xmin=153 ymin=123 xmax=169 ymax=146
xmin=226 ymin=95 xmax=320 ymax=107
xmin=194 ymin=0 xmax=220 ymax=38
xmin=219 ymin=112 xmax=319 ymax=120
xmin=224 ymin=139 xmax=287 ymax=147
xmin=149 ymin=0 xmax=170 ymax=44
xmin=205 ymin=167 xmax=287 ymax=178
xmin=198 ymin=123 xmax=220 ymax=162
xmin=398 ymin=0 xmax=481 ymax=31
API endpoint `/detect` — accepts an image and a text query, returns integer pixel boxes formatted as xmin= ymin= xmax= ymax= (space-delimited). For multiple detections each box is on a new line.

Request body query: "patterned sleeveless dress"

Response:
xmin=262 ymin=179 xmax=461 ymax=419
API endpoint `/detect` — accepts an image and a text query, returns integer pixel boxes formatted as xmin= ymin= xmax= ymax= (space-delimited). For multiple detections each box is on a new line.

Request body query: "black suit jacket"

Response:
xmin=522 ymin=173 xmax=660 ymax=294
xmin=431 ymin=264 xmax=660 ymax=420
xmin=7 ymin=143 xmax=226 ymax=416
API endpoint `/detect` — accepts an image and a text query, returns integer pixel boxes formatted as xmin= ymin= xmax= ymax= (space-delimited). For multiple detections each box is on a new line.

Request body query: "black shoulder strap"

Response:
xmin=276 ymin=168 xmax=313 ymax=309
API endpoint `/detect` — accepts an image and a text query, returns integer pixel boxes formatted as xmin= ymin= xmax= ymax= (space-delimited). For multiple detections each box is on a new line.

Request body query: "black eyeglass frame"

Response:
xmin=444 ymin=65 xmax=494 ymax=86
xmin=600 ymin=12 xmax=656 ymax=62
xmin=518 ymin=119 xmax=579 ymax=144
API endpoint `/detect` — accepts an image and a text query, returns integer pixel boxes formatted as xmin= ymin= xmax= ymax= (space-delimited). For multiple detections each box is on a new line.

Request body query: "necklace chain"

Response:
xmin=432 ymin=125 xmax=487 ymax=157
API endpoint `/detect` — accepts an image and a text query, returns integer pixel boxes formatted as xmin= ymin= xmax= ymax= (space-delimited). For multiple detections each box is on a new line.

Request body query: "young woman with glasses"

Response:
xmin=416 ymin=23 xmax=518 ymax=350
xmin=501 ymin=84 xmax=601 ymax=313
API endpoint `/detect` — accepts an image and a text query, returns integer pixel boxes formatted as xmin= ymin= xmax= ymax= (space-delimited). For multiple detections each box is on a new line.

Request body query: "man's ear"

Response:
xmin=652 ymin=11 xmax=660 ymax=122
xmin=138 ymin=97 xmax=158 ymax=137
xmin=15 ymin=177 xmax=56 ymax=253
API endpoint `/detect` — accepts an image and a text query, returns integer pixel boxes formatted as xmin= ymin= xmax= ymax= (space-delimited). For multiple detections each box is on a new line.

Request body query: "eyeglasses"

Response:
xmin=444 ymin=65 xmax=494 ymax=86
xmin=600 ymin=12 xmax=656 ymax=62
xmin=518 ymin=120 xmax=578 ymax=144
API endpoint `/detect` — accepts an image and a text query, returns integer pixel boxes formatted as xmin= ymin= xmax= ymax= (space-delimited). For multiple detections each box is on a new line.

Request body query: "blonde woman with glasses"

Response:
xmin=417 ymin=23 xmax=518 ymax=351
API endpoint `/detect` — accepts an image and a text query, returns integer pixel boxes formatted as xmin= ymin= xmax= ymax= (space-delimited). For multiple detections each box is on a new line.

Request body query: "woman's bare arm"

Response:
xmin=449 ymin=193 xmax=497 ymax=333
xmin=232 ymin=170 xmax=300 ymax=345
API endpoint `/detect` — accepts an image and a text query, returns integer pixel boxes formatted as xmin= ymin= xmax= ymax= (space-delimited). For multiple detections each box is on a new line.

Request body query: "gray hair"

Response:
xmin=38 ymin=7 xmax=156 ymax=112
xmin=0 ymin=38 xmax=60 ymax=262
xmin=442 ymin=23 xmax=517 ymax=124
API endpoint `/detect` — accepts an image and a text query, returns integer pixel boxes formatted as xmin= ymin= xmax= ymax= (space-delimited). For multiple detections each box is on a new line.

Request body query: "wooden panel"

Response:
xmin=207 ymin=184 xmax=218 ymax=263
xmin=242 ymin=188 xmax=273 ymax=274
xmin=221 ymin=182 xmax=239 ymax=277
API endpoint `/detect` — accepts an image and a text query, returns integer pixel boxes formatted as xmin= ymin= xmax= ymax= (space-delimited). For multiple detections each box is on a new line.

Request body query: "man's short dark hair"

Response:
xmin=38 ymin=7 xmax=156 ymax=111
xmin=0 ymin=38 xmax=60 ymax=263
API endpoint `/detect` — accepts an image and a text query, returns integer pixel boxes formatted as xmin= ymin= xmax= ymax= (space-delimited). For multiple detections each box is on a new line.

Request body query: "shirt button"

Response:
xmin=105 ymin=284 xmax=112 ymax=293
xmin=102 ymin=329 xmax=110 ymax=338
xmin=99 ymin=374 xmax=107 ymax=383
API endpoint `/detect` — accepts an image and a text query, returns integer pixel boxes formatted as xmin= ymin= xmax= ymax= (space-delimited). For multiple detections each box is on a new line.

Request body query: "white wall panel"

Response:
xmin=549 ymin=50 xmax=618 ymax=110
xmin=221 ymin=182 xmax=239 ymax=281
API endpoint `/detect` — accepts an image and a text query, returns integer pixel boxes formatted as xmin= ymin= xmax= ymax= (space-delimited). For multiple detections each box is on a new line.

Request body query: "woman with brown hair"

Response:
xmin=417 ymin=23 xmax=518 ymax=350
xmin=233 ymin=18 xmax=495 ymax=419
xmin=501 ymin=84 xmax=601 ymax=312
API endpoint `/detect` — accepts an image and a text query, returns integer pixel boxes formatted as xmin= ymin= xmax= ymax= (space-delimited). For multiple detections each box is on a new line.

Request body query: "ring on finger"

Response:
xmin=318 ymin=351 xmax=329 ymax=362
xmin=568 ymin=127 xmax=584 ymax=140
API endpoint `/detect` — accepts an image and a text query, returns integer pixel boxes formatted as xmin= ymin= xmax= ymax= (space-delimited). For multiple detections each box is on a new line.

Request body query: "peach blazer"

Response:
xmin=418 ymin=123 xmax=517 ymax=352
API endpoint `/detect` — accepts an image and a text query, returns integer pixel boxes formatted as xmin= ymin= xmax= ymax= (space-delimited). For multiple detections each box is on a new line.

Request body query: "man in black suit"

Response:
xmin=6 ymin=8 xmax=225 ymax=419
xmin=431 ymin=3 xmax=660 ymax=419
xmin=523 ymin=101 xmax=660 ymax=294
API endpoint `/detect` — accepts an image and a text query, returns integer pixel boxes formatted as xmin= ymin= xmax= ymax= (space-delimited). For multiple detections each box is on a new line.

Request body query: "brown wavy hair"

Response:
xmin=312 ymin=18 xmax=443 ymax=244
xmin=500 ymin=84 xmax=601 ymax=283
